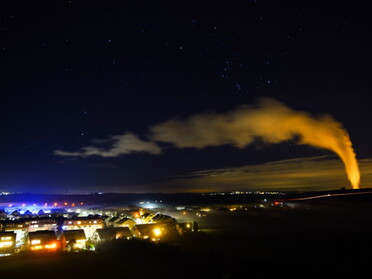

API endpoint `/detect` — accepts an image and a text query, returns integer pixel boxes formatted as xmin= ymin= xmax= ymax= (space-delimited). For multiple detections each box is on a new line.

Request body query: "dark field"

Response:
xmin=1 ymin=197 xmax=372 ymax=278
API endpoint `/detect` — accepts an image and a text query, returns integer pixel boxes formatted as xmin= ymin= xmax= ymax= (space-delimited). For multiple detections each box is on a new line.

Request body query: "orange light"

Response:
xmin=45 ymin=243 xmax=57 ymax=249
xmin=31 ymin=245 xmax=43 ymax=250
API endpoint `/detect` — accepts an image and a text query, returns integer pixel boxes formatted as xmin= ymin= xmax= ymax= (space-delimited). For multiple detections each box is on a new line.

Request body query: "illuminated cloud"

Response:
xmin=54 ymin=99 xmax=360 ymax=189
xmin=54 ymin=132 xmax=161 ymax=158
xmin=151 ymin=99 xmax=360 ymax=188
xmin=169 ymin=156 xmax=372 ymax=192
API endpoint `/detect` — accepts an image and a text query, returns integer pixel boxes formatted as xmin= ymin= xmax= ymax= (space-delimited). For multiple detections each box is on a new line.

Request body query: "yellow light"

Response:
xmin=186 ymin=224 xmax=191 ymax=228
xmin=31 ymin=245 xmax=43 ymax=250
xmin=45 ymin=243 xmax=57 ymax=249
xmin=0 ymin=241 xmax=13 ymax=248
xmin=153 ymin=228 xmax=162 ymax=237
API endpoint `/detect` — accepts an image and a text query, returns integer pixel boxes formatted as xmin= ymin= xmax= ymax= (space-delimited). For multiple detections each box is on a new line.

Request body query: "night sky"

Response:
xmin=1 ymin=1 xmax=372 ymax=193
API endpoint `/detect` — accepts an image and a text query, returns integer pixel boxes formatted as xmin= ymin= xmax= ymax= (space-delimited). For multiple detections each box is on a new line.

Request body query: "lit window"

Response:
xmin=0 ymin=241 xmax=13 ymax=248
xmin=45 ymin=243 xmax=57 ymax=249
xmin=31 ymin=239 xmax=41 ymax=245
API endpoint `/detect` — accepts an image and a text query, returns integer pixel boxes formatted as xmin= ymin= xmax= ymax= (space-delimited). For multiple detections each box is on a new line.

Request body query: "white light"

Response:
xmin=0 ymin=241 xmax=13 ymax=248
xmin=31 ymin=239 xmax=41 ymax=245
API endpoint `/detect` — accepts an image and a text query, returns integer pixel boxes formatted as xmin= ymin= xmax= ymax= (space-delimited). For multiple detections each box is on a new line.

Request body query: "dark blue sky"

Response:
xmin=1 ymin=1 xmax=371 ymax=193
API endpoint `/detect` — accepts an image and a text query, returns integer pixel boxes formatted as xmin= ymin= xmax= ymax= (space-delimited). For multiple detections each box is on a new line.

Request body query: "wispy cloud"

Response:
xmin=54 ymin=132 xmax=161 ymax=158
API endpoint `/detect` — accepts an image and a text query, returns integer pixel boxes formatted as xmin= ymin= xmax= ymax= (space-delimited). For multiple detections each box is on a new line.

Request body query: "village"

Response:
xmin=0 ymin=203 xmax=196 ymax=255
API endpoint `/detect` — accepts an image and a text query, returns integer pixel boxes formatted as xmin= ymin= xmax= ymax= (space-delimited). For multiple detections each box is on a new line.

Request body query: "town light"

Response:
xmin=45 ymin=243 xmax=57 ymax=249
xmin=153 ymin=228 xmax=162 ymax=237
xmin=0 ymin=241 xmax=13 ymax=248
xmin=31 ymin=245 xmax=43 ymax=250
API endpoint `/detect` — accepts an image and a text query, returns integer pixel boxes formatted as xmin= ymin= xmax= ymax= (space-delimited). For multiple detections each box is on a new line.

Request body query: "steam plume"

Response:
xmin=151 ymin=99 xmax=360 ymax=189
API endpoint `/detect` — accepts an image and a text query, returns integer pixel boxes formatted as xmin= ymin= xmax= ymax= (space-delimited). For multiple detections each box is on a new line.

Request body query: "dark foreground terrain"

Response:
xmin=1 ymin=195 xmax=372 ymax=278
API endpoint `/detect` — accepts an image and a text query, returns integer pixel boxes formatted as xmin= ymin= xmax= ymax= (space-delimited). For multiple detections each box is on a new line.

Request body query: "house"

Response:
xmin=26 ymin=230 xmax=60 ymax=251
xmin=151 ymin=213 xmax=176 ymax=224
xmin=37 ymin=209 xmax=46 ymax=216
xmin=63 ymin=217 xmax=104 ymax=238
xmin=21 ymin=217 xmax=58 ymax=232
xmin=0 ymin=232 xmax=16 ymax=253
xmin=140 ymin=212 xmax=155 ymax=224
xmin=133 ymin=223 xmax=178 ymax=241
xmin=0 ymin=209 xmax=7 ymax=219
xmin=104 ymin=216 xmax=113 ymax=226
xmin=23 ymin=210 xmax=33 ymax=216
xmin=10 ymin=210 xmax=21 ymax=219
xmin=0 ymin=220 xmax=28 ymax=246
xmin=114 ymin=218 xmax=136 ymax=229
xmin=105 ymin=216 xmax=120 ymax=227
xmin=91 ymin=227 xmax=132 ymax=243
xmin=176 ymin=222 xmax=194 ymax=235
xmin=60 ymin=229 xmax=87 ymax=251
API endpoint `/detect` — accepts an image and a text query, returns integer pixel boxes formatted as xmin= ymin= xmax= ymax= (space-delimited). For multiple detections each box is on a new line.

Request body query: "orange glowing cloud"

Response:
xmin=151 ymin=99 xmax=360 ymax=189
xmin=55 ymin=99 xmax=360 ymax=190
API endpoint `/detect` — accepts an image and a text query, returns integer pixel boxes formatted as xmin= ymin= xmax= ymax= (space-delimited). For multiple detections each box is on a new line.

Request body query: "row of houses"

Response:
xmin=0 ymin=211 xmax=197 ymax=254
xmin=0 ymin=221 xmax=195 ymax=253
xmin=0 ymin=211 xmax=176 ymax=245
